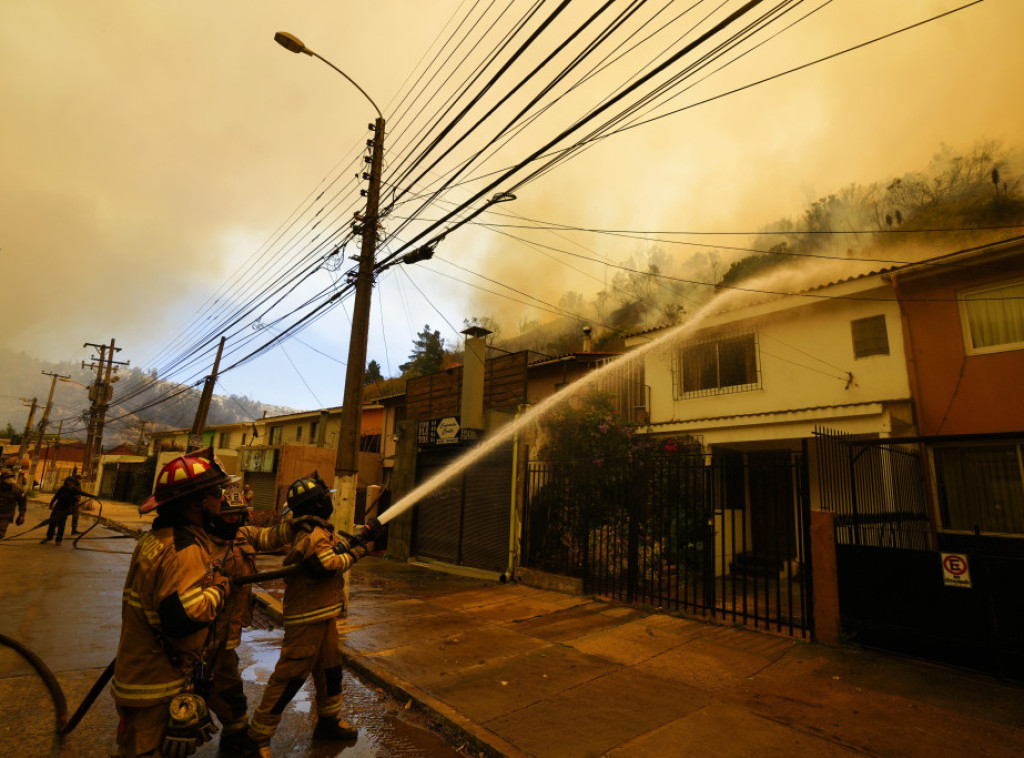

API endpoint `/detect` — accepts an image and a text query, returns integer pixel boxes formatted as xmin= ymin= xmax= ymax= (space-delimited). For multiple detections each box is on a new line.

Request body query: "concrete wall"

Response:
xmin=636 ymin=280 xmax=910 ymax=432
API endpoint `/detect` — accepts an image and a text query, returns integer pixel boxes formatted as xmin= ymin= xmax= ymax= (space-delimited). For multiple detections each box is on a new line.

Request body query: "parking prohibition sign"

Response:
xmin=941 ymin=553 xmax=972 ymax=589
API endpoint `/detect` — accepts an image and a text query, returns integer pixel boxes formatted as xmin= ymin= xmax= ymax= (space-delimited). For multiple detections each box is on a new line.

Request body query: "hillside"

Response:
xmin=0 ymin=347 xmax=294 ymax=447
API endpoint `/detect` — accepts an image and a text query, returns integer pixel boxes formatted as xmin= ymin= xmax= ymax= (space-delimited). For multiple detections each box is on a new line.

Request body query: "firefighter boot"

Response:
xmin=233 ymin=731 xmax=269 ymax=758
xmin=312 ymin=716 xmax=358 ymax=741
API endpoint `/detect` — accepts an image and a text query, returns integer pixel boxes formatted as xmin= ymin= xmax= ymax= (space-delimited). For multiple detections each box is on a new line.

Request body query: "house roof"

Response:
xmin=526 ymin=351 xmax=621 ymax=368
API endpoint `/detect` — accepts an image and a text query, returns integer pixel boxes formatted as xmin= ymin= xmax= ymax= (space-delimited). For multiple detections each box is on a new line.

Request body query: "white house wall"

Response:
xmin=632 ymin=278 xmax=913 ymax=445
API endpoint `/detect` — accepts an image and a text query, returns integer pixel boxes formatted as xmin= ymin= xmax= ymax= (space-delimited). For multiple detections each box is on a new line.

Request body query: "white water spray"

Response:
xmin=378 ymin=275 xmax=793 ymax=526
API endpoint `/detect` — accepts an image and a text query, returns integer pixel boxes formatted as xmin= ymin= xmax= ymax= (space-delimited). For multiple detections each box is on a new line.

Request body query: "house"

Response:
xmin=147 ymin=400 xmax=393 ymax=514
xmin=387 ymin=326 xmax=621 ymax=575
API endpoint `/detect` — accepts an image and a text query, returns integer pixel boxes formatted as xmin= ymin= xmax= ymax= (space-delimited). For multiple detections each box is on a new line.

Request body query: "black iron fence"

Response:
xmin=523 ymin=449 xmax=810 ymax=637
xmin=814 ymin=427 xmax=932 ymax=550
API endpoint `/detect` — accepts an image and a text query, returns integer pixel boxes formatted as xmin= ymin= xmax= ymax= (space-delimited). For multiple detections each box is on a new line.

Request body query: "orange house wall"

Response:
xmin=898 ymin=268 xmax=1024 ymax=436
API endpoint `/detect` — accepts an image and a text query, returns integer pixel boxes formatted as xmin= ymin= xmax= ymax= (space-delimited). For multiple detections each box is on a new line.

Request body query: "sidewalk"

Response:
xmin=87 ymin=499 xmax=1024 ymax=757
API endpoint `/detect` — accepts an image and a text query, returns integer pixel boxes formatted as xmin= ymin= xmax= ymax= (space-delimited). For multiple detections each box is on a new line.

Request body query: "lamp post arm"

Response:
xmin=309 ymin=52 xmax=383 ymax=120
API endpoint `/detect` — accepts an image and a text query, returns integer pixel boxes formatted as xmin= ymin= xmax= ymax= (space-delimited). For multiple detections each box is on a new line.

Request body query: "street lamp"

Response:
xmin=275 ymin=31 xmax=385 ymax=532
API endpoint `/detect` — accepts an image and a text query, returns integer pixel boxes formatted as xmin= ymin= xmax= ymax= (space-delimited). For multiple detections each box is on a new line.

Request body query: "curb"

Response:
xmin=339 ymin=646 xmax=527 ymax=758
xmin=249 ymin=588 xmax=517 ymax=757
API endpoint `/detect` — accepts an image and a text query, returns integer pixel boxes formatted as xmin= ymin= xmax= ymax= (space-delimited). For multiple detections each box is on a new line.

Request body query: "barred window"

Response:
xmin=269 ymin=426 xmax=283 ymax=445
xmin=675 ymin=332 xmax=759 ymax=398
xmin=851 ymin=315 xmax=889 ymax=358
xmin=933 ymin=442 xmax=1024 ymax=535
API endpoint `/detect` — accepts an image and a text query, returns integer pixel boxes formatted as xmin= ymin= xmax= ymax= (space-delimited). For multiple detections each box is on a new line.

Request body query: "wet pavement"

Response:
xmin=3 ymin=495 xmax=1023 ymax=757
xmin=0 ymin=497 xmax=463 ymax=757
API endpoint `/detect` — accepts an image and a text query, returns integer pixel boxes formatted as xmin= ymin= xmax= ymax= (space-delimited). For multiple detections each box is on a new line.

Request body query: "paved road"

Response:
xmin=0 ymin=499 xmax=461 ymax=757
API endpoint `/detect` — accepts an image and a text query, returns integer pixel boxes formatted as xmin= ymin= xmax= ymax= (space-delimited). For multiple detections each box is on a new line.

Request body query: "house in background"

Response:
xmin=147 ymin=400 xmax=393 ymax=513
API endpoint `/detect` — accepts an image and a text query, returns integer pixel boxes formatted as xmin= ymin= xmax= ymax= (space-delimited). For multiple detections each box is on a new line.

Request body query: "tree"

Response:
xmin=1 ymin=422 xmax=15 ymax=438
xmin=400 ymin=325 xmax=446 ymax=378
xmin=364 ymin=360 xmax=383 ymax=386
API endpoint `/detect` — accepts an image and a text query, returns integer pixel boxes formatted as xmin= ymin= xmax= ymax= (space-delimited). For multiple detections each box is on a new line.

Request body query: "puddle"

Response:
xmin=230 ymin=627 xmax=464 ymax=757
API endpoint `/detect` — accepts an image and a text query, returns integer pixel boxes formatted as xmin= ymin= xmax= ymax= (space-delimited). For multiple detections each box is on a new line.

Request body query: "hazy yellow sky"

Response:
xmin=2 ymin=0 xmax=1021 ymax=409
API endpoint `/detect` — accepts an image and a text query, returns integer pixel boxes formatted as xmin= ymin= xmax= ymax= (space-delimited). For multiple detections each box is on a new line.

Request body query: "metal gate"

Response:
xmin=244 ymin=472 xmax=278 ymax=512
xmin=814 ymin=427 xmax=1024 ymax=679
xmin=524 ymin=449 xmax=811 ymax=637
xmin=412 ymin=443 xmax=513 ymax=572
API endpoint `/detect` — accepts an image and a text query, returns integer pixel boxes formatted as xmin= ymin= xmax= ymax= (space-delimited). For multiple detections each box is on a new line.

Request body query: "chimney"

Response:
xmin=460 ymin=325 xmax=490 ymax=432
xmin=582 ymin=325 xmax=593 ymax=352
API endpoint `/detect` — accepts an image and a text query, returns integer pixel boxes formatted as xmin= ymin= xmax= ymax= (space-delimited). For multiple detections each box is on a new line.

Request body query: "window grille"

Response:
xmin=673 ymin=331 xmax=760 ymax=399
xmin=851 ymin=314 xmax=889 ymax=358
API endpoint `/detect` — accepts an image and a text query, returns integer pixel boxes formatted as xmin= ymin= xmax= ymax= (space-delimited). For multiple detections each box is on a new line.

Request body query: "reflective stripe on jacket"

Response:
xmin=211 ymin=521 xmax=293 ymax=649
xmin=281 ymin=520 xmax=358 ymax=628
xmin=111 ymin=522 xmax=226 ymax=706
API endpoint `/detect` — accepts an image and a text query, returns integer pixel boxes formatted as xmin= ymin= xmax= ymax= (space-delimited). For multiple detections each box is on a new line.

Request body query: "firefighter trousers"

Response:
xmin=248 ymin=620 xmax=344 ymax=745
xmin=208 ymin=647 xmax=248 ymax=737
xmin=114 ymin=701 xmax=168 ymax=757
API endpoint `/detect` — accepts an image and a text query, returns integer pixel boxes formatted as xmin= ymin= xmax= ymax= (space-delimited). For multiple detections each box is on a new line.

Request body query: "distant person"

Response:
xmin=0 ymin=463 xmax=27 ymax=538
xmin=242 ymin=472 xmax=381 ymax=756
xmin=40 ymin=476 xmax=83 ymax=545
xmin=242 ymin=483 xmax=254 ymax=513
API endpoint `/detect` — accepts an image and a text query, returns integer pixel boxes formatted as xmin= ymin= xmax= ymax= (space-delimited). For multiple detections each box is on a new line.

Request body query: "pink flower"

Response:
xmin=664 ymin=440 xmax=678 ymax=453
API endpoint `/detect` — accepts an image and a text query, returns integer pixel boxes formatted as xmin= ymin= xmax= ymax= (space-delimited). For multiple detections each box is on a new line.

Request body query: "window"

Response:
xmin=676 ymin=332 xmax=759 ymax=398
xmin=296 ymin=425 xmax=303 ymax=441
xmin=933 ymin=442 xmax=1024 ymax=535
xmin=269 ymin=426 xmax=283 ymax=445
xmin=242 ymin=433 xmax=247 ymax=446
xmin=959 ymin=280 xmax=1024 ymax=354
xmin=310 ymin=421 xmax=319 ymax=441
xmin=219 ymin=432 xmax=231 ymax=448
xmin=851 ymin=315 xmax=889 ymax=358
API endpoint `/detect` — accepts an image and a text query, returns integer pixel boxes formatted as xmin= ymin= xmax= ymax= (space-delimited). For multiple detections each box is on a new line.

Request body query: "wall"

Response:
xmin=633 ymin=277 xmax=912 ymax=444
xmin=896 ymin=261 xmax=1024 ymax=435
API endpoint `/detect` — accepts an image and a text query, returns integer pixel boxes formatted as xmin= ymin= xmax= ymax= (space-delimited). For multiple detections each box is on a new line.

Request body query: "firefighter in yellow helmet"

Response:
xmin=111 ymin=449 xmax=233 ymax=757
xmin=242 ymin=472 xmax=381 ymax=757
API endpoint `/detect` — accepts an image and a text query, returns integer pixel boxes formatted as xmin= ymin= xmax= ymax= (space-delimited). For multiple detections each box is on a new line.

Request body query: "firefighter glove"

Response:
xmin=162 ymin=693 xmax=217 ymax=757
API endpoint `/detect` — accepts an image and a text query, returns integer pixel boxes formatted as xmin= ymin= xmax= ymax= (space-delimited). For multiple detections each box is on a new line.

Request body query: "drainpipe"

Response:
xmin=503 ymin=403 xmax=529 ymax=583
xmin=892 ymin=273 xmax=939 ymax=551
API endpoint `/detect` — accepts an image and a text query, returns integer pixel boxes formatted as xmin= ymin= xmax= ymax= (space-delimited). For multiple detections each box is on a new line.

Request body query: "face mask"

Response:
xmin=204 ymin=511 xmax=242 ymax=540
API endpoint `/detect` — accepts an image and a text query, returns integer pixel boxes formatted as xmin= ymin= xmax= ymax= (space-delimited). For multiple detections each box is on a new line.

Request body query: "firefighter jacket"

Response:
xmin=209 ymin=520 xmax=293 ymax=649
xmin=111 ymin=520 xmax=228 ymax=707
xmin=280 ymin=517 xmax=362 ymax=628
xmin=0 ymin=481 xmax=26 ymax=519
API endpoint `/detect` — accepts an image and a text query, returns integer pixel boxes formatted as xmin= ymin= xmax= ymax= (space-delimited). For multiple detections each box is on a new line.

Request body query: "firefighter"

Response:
xmin=204 ymin=483 xmax=296 ymax=754
xmin=243 ymin=473 xmax=380 ymax=757
xmin=110 ymin=448 xmax=233 ymax=758
xmin=40 ymin=476 xmax=85 ymax=544
xmin=0 ymin=463 xmax=27 ymax=538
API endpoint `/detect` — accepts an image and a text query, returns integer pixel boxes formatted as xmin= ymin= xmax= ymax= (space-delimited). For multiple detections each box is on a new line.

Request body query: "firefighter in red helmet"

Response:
xmin=111 ymin=448 xmax=234 ymax=757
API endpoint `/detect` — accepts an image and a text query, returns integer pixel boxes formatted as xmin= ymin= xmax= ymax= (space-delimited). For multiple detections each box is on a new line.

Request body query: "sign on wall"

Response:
xmin=240 ymin=448 xmax=278 ymax=473
xmin=940 ymin=552 xmax=972 ymax=589
xmin=418 ymin=416 xmax=461 ymax=447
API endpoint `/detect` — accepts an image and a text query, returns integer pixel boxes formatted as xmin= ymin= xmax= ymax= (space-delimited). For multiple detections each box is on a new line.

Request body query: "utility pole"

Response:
xmin=30 ymin=371 xmax=69 ymax=486
xmin=16 ymin=399 xmax=38 ymax=480
xmin=334 ymin=115 xmax=385 ymax=530
xmin=188 ymin=336 xmax=226 ymax=451
xmin=40 ymin=418 xmax=64 ymax=488
xmin=273 ymin=31 xmax=384 ymax=532
xmin=82 ymin=339 xmax=128 ymax=484
xmin=134 ymin=419 xmax=150 ymax=456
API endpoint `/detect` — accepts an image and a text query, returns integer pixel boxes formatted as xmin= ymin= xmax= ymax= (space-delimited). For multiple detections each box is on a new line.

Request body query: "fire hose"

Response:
xmin=0 ymin=517 xmax=384 ymax=737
